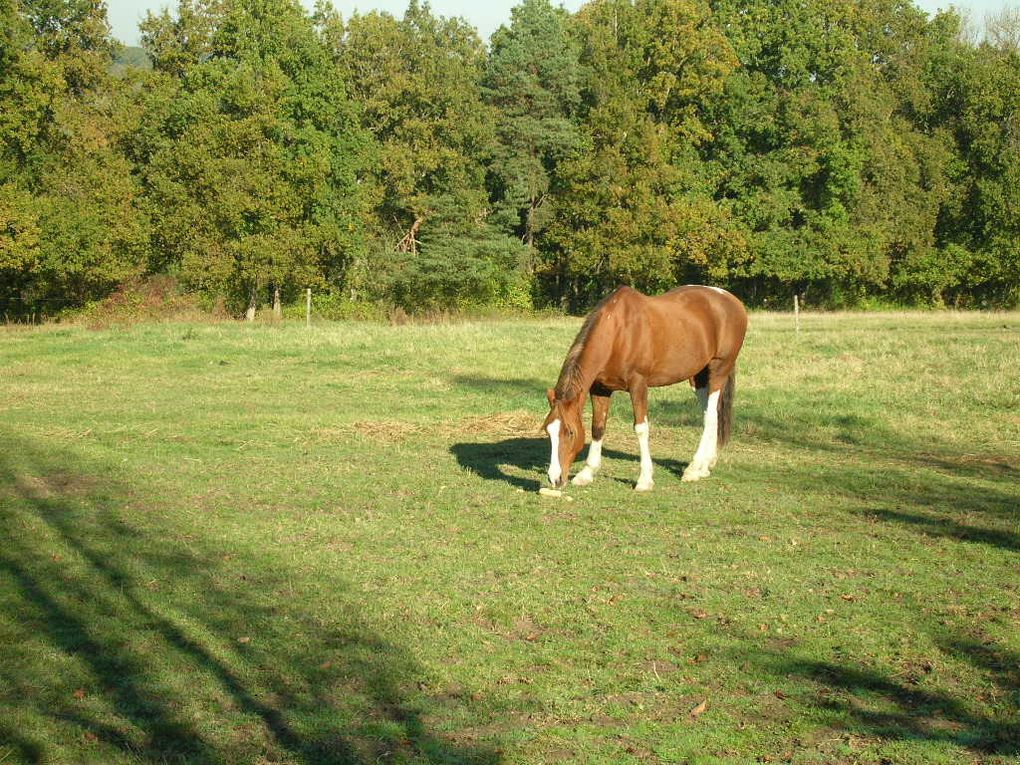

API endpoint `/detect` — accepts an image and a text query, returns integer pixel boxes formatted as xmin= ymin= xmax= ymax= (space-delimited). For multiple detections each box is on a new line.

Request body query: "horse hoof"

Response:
xmin=571 ymin=471 xmax=593 ymax=486
xmin=634 ymin=481 xmax=654 ymax=492
xmin=682 ymin=467 xmax=710 ymax=482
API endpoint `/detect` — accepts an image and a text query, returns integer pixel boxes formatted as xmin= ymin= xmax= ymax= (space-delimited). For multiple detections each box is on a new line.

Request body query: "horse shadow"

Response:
xmin=450 ymin=437 xmax=689 ymax=491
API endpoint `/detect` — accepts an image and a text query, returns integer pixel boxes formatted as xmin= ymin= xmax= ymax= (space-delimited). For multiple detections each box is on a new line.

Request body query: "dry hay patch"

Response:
xmin=309 ymin=420 xmax=423 ymax=445
xmin=456 ymin=410 xmax=541 ymax=437
xmin=349 ymin=420 xmax=422 ymax=443
xmin=310 ymin=410 xmax=540 ymax=446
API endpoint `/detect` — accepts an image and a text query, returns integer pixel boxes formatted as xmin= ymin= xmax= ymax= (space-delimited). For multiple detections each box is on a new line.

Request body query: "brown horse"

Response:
xmin=542 ymin=285 xmax=748 ymax=491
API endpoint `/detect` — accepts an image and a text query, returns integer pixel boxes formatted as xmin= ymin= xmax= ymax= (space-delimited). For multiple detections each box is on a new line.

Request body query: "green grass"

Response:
xmin=1 ymin=311 xmax=1017 ymax=765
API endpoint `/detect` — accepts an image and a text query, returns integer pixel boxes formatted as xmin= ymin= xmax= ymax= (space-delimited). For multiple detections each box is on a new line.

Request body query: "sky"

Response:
xmin=105 ymin=0 xmax=1014 ymax=47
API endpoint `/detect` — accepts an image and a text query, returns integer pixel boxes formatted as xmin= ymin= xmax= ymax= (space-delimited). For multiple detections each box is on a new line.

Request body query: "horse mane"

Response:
xmin=554 ymin=292 xmax=615 ymax=401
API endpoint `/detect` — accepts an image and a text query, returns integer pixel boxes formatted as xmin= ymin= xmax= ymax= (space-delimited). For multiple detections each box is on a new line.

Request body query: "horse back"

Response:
xmin=607 ymin=286 xmax=747 ymax=387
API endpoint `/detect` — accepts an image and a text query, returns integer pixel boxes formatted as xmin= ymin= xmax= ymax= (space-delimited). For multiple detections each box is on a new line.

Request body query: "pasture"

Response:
xmin=1 ymin=311 xmax=1017 ymax=765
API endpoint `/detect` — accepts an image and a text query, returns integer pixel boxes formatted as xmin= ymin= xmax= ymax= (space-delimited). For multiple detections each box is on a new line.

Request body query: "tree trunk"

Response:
xmin=397 ymin=216 xmax=424 ymax=255
xmin=245 ymin=284 xmax=257 ymax=321
xmin=527 ymin=196 xmax=535 ymax=251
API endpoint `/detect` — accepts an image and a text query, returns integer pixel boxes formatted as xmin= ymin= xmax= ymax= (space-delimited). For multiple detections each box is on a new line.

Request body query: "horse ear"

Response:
xmin=546 ymin=388 xmax=556 ymax=406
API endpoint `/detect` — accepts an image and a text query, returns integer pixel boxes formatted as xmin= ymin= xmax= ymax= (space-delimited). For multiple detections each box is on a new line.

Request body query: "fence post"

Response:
xmin=306 ymin=288 xmax=311 ymax=328
xmin=794 ymin=294 xmax=800 ymax=334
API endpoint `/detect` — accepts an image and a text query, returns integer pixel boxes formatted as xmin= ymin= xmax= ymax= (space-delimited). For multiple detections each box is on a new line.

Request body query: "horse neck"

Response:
xmin=563 ymin=312 xmax=614 ymax=400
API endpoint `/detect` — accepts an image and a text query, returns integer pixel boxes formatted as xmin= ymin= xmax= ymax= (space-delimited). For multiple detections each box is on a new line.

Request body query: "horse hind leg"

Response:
xmin=629 ymin=380 xmax=654 ymax=492
xmin=573 ymin=393 xmax=610 ymax=486
xmin=682 ymin=364 xmax=731 ymax=482
xmin=692 ymin=366 xmax=709 ymax=413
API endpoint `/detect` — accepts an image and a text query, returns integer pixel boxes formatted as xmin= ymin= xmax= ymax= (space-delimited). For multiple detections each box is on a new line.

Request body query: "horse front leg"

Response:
xmin=572 ymin=392 xmax=610 ymax=486
xmin=630 ymin=380 xmax=654 ymax=492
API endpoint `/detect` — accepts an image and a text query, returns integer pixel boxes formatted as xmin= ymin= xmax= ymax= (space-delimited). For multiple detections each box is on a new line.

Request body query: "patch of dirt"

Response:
xmin=511 ymin=616 xmax=545 ymax=643
xmin=14 ymin=471 xmax=98 ymax=500
xmin=644 ymin=659 xmax=680 ymax=676
xmin=616 ymin=737 xmax=661 ymax=763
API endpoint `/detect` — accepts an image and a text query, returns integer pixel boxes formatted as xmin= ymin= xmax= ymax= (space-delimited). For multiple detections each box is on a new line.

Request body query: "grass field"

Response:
xmin=1 ymin=311 xmax=1018 ymax=765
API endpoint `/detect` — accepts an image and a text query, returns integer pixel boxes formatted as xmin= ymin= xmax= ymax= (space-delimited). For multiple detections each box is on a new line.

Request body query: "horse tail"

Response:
xmin=717 ymin=368 xmax=736 ymax=448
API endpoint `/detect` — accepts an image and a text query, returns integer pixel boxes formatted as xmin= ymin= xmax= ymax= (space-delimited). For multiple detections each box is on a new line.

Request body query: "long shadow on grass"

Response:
xmin=731 ymin=451 xmax=1020 ymax=553
xmin=713 ymin=399 xmax=1019 ymax=484
xmin=450 ymin=437 xmax=687 ymax=490
xmin=0 ymin=433 xmax=500 ymax=765
xmin=452 ymin=376 xmax=546 ymax=399
xmin=747 ymin=642 xmax=1019 ymax=756
xmin=698 ymin=396 xmax=1020 ymax=552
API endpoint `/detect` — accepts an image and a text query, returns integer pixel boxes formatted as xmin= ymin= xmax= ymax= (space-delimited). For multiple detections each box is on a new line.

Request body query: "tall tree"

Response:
xmin=139 ymin=0 xmax=226 ymax=77
xmin=483 ymin=0 xmax=582 ymax=256
xmin=923 ymin=13 xmax=1020 ymax=306
xmin=1 ymin=0 xmax=147 ymax=316
xmin=138 ymin=0 xmax=371 ymax=317
xmin=337 ymin=1 xmax=526 ymax=310
xmin=706 ymin=0 xmax=957 ymax=305
xmin=543 ymin=0 xmax=739 ymax=309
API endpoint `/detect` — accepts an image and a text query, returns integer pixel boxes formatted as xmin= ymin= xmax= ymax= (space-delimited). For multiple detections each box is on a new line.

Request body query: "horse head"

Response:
xmin=542 ymin=388 xmax=585 ymax=488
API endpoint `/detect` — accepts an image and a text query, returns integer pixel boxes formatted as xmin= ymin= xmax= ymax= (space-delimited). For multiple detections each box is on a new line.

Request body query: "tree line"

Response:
xmin=2 ymin=0 xmax=1019 ymax=319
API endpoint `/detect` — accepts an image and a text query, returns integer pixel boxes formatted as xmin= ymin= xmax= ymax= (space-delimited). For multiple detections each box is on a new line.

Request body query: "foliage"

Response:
xmin=334 ymin=1 xmax=523 ymax=310
xmin=483 ymin=0 xmax=583 ymax=255
xmin=0 ymin=0 xmax=146 ymax=317
xmin=542 ymin=0 xmax=741 ymax=309
xmin=136 ymin=0 xmax=371 ymax=316
xmin=1 ymin=0 xmax=1020 ymax=316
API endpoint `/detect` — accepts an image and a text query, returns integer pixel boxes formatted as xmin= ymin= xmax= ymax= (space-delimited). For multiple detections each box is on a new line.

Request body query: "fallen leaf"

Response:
xmin=73 ymin=688 xmax=87 ymax=700
xmin=237 ymin=636 xmax=251 ymax=644
xmin=689 ymin=699 xmax=708 ymax=718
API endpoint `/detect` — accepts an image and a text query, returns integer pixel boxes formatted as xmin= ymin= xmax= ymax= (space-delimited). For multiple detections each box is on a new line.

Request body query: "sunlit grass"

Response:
xmin=1 ymin=311 xmax=1017 ymax=764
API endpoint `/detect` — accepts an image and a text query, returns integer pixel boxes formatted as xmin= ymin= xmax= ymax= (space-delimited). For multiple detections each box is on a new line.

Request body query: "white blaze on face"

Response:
xmin=547 ymin=418 xmax=562 ymax=486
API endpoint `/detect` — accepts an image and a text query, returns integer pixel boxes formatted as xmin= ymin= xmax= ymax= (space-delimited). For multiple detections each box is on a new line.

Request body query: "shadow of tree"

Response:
xmin=449 ymin=437 xmax=688 ymax=491
xmin=704 ymin=398 xmax=1020 ymax=552
xmin=730 ymin=401 xmax=1018 ymax=484
xmin=746 ymin=642 xmax=1019 ymax=756
xmin=0 ymin=433 xmax=501 ymax=764
xmin=451 ymin=376 xmax=546 ymax=400
xmin=861 ymin=507 xmax=1019 ymax=552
